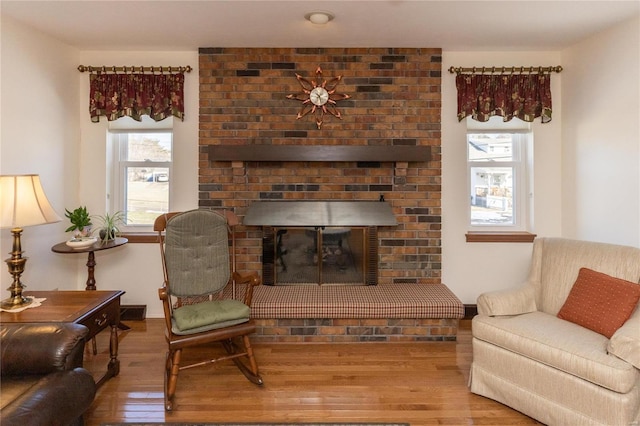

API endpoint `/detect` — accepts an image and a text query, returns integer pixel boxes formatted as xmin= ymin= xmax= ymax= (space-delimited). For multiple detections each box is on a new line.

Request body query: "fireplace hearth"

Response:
xmin=244 ymin=201 xmax=397 ymax=286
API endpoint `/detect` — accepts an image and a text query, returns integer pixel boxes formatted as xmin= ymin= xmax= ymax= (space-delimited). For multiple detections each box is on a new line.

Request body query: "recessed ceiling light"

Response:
xmin=304 ymin=11 xmax=335 ymax=25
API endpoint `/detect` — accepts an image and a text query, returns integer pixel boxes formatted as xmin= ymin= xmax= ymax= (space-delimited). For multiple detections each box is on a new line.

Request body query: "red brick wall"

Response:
xmin=198 ymin=47 xmax=442 ymax=285
xmin=253 ymin=318 xmax=458 ymax=343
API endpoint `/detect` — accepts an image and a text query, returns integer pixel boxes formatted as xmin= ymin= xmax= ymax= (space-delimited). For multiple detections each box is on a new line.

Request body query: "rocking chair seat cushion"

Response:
xmin=172 ymin=299 xmax=251 ymax=335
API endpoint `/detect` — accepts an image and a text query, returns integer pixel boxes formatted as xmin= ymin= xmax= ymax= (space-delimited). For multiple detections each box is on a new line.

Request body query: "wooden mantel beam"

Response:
xmin=208 ymin=145 xmax=431 ymax=163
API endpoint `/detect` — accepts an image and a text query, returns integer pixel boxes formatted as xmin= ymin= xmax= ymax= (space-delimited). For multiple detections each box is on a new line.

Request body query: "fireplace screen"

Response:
xmin=245 ymin=201 xmax=395 ymax=286
xmin=275 ymin=227 xmax=363 ymax=285
xmin=262 ymin=226 xmax=377 ymax=286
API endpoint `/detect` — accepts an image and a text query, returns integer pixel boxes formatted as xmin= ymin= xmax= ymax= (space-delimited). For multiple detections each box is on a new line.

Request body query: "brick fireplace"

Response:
xmin=198 ymin=47 xmax=442 ymax=286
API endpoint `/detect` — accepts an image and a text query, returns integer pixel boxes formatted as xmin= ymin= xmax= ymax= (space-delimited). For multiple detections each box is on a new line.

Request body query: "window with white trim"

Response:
xmin=109 ymin=129 xmax=173 ymax=231
xmin=467 ymin=119 xmax=532 ymax=231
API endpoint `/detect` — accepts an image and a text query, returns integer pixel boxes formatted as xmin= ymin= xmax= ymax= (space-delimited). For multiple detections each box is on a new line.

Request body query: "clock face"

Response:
xmin=309 ymin=87 xmax=329 ymax=106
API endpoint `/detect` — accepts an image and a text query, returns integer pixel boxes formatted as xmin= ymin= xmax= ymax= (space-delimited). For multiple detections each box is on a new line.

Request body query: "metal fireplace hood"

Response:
xmin=243 ymin=201 xmax=397 ymax=227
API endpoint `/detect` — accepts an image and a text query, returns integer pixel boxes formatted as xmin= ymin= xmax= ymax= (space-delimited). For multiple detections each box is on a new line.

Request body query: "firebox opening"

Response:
xmin=273 ymin=227 xmax=366 ymax=286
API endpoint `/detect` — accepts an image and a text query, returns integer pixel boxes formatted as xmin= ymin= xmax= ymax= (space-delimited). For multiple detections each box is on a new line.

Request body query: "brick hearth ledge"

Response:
xmin=249 ymin=283 xmax=464 ymax=343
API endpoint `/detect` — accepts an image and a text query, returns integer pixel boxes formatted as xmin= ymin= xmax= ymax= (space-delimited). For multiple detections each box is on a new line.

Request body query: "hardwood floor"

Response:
xmin=83 ymin=319 xmax=541 ymax=425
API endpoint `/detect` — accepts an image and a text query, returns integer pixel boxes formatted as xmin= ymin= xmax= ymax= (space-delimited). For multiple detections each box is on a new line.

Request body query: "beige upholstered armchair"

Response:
xmin=470 ymin=237 xmax=640 ymax=426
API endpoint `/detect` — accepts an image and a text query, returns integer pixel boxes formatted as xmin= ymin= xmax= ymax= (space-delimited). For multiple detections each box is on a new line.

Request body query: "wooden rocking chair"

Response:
xmin=154 ymin=209 xmax=263 ymax=411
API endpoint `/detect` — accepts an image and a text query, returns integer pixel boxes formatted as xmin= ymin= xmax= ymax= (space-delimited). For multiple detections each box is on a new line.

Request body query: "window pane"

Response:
xmin=124 ymin=133 xmax=172 ymax=162
xmin=470 ymin=166 xmax=514 ymax=225
xmin=468 ymin=133 xmax=514 ymax=162
xmin=124 ymin=166 xmax=169 ymax=225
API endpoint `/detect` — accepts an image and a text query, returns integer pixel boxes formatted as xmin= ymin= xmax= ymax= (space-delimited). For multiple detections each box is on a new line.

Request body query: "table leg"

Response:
xmin=108 ymin=322 xmax=120 ymax=377
xmin=84 ymin=251 xmax=98 ymax=350
xmin=96 ymin=323 xmax=120 ymax=388
xmin=85 ymin=251 xmax=97 ymax=290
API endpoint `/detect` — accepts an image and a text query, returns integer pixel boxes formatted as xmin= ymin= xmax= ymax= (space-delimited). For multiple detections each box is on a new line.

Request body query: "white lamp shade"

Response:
xmin=0 ymin=174 xmax=61 ymax=229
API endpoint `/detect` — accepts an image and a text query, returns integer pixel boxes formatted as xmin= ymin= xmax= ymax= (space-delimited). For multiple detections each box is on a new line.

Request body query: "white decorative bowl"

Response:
xmin=65 ymin=236 xmax=98 ymax=249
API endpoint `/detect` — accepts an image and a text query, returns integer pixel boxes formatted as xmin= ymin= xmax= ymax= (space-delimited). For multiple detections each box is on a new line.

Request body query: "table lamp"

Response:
xmin=0 ymin=174 xmax=61 ymax=310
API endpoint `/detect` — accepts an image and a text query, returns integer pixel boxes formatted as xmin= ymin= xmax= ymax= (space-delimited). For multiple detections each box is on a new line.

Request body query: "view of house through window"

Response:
xmin=110 ymin=131 xmax=172 ymax=227
xmin=468 ymin=132 xmax=527 ymax=227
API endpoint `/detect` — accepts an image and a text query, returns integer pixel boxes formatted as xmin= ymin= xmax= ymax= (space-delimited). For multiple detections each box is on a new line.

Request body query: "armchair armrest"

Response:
xmin=0 ymin=323 xmax=89 ymax=376
xmin=233 ymin=271 xmax=261 ymax=306
xmin=158 ymin=285 xmax=174 ymax=334
xmin=477 ymin=284 xmax=537 ymax=316
xmin=0 ymin=368 xmax=96 ymax=426
xmin=608 ymin=306 xmax=640 ymax=369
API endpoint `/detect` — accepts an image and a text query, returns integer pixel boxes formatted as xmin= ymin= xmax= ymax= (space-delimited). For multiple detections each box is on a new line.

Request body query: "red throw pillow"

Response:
xmin=557 ymin=268 xmax=640 ymax=338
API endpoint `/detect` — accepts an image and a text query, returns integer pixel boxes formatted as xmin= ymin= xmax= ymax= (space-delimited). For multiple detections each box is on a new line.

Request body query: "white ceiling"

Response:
xmin=1 ymin=0 xmax=639 ymax=51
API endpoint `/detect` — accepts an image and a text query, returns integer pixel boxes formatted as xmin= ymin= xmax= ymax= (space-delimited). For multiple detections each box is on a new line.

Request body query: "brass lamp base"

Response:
xmin=2 ymin=226 xmax=32 ymax=311
xmin=0 ymin=295 xmax=33 ymax=311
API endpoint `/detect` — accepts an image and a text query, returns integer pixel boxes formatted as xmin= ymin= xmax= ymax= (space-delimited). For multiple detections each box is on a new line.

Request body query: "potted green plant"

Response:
xmin=93 ymin=211 xmax=125 ymax=243
xmin=64 ymin=206 xmax=92 ymax=237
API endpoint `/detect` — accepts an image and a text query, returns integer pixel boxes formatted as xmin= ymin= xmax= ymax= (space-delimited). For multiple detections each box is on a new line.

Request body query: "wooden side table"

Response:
xmin=51 ymin=237 xmax=128 ymax=290
xmin=0 ymin=290 xmax=125 ymax=388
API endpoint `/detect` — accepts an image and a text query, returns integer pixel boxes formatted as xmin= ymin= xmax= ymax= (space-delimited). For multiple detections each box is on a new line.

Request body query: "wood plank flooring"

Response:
xmin=83 ymin=319 xmax=541 ymax=425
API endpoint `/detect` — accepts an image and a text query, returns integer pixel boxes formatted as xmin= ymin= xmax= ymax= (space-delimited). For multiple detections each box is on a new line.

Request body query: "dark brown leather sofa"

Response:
xmin=0 ymin=323 xmax=97 ymax=426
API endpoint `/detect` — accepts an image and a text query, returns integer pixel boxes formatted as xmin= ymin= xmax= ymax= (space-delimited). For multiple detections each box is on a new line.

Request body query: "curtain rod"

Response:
xmin=448 ymin=65 xmax=562 ymax=75
xmin=77 ymin=65 xmax=192 ymax=73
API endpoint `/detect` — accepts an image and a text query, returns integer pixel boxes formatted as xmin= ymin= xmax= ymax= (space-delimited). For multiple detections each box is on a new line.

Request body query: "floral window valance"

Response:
xmin=455 ymin=73 xmax=553 ymax=123
xmin=89 ymin=73 xmax=185 ymax=123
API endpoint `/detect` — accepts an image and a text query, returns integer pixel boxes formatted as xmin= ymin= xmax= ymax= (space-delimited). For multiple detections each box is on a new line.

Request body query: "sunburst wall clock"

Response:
xmin=286 ymin=66 xmax=350 ymax=129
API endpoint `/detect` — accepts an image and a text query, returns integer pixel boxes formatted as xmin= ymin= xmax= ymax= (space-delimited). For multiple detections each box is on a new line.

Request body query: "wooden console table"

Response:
xmin=0 ymin=290 xmax=124 ymax=388
xmin=51 ymin=237 xmax=128 ymax=290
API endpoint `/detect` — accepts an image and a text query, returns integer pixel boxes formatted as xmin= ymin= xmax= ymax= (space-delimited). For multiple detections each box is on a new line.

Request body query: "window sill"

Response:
xmin=465 ymin=231 xmax=536 ymax=243
xmin=120 ymin=232 xmax=157 ymax=243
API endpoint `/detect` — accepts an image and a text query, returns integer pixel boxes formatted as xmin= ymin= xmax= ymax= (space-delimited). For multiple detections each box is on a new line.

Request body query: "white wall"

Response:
xmin=77 ymin=51 xmax=199 ymax=317
xmin=0 ymin=23 xmax=196 ymax=316
xmin=561 ymin=16 xmax=640 ymax=247
xmin=441 ymin=51 xmax=563 ymax=304
xmin=0 ymin=16 xmax=80 ymax=292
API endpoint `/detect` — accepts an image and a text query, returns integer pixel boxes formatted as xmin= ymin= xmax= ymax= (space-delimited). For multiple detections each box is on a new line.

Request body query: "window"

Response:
xmin=467 ymin=129 xmax=531 ymax=231
xmin=109 ymin=130 xmax=172 ymax=230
